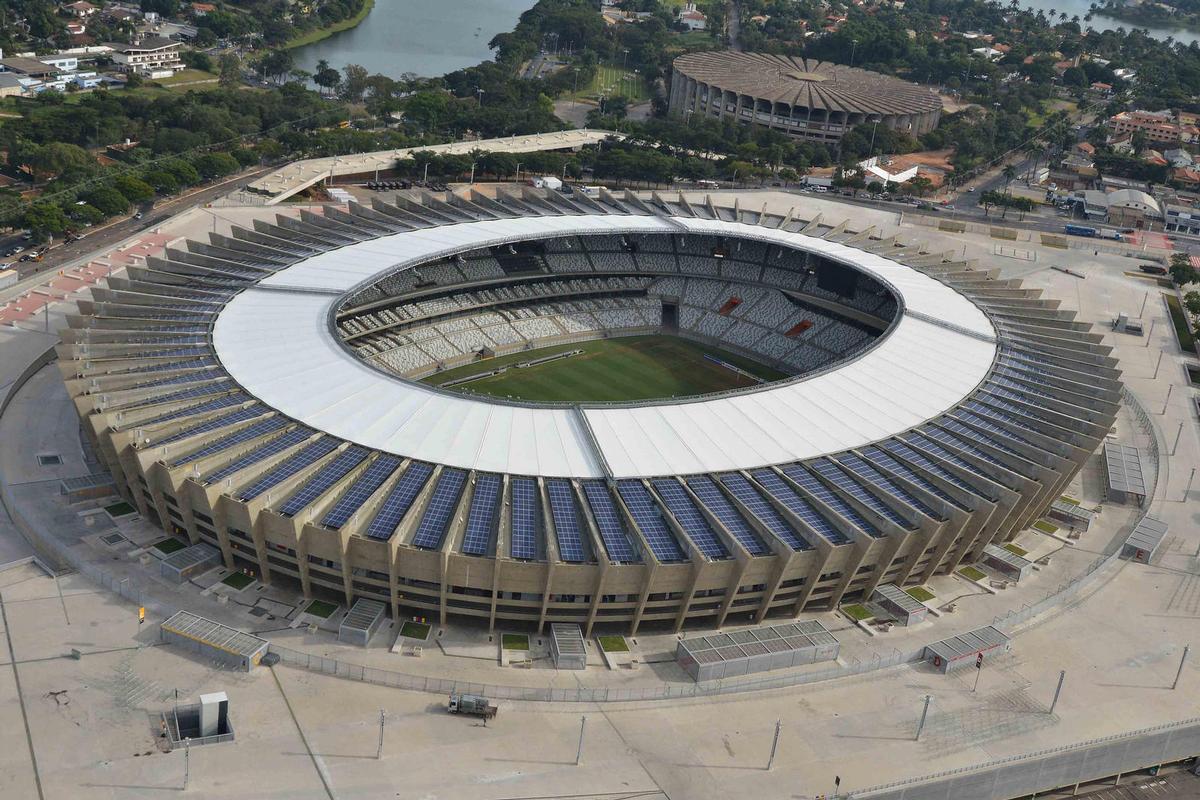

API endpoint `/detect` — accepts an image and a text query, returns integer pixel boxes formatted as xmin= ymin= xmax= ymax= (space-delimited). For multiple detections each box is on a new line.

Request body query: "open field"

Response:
xmin=567 ymin=62 xmax=651 ymax=104
xmin=425 ymin=334 xmax=789 ymax=403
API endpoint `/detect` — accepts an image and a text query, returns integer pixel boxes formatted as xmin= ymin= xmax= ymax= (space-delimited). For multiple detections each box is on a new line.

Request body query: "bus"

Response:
xmin=1064 ymin=224 xmax=1098 ymax=238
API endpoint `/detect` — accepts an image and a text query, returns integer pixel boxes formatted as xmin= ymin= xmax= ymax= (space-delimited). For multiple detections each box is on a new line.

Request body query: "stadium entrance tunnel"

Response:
xmin=333 ymin=232 xmax=902 ymax=405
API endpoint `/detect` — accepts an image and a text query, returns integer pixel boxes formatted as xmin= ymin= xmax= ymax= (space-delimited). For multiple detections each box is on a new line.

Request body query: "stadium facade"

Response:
xmin=60 ymin=189 xmax=1120 ymax=634
xmin=669 ymin=52 xmax=943 ymax=146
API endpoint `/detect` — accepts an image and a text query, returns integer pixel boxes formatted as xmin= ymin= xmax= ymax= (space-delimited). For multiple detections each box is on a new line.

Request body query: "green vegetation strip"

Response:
xmin=105 ymin=501 xmax=136 ymax=517
xmin=842 ymin=603 xmax=873 ymax=621
xmin=400 ymin=621 xmax=431 ymax=640
xmin=1033 ymin=520 xmax=1059 ymax=535
xmin=427 ymin=335 xmax=788 ymax=403
xmin=1165 ymin=293 xmax=1197 ymax=351
xmin=598 ymin=635 xmax=629 ymax=652
xmin=221 ymin=571 xmax=254 ymax=590
xmin=501 ymin=633 xmax=530 ymax=650
xmin=305 ymin=600 xmax=338 ymax=618
xmin=1004 ymin=543 xmax=1029 ymax=557
xmin=959 ymin=566 xmax=988 ymax=582
xmin=152 ymin=538 xmax=186 ymax=554
xmin=905 ymin=586 xmax=935 ymax=603
xmin=286 ymin=0 xmax=376 ymax=49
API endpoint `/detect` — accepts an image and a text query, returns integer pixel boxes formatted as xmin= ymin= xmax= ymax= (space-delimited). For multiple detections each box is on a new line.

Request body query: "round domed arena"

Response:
xmin=669 ymin=52 xmax=943 ymax=146
xmin=60 ymin=188 xmax=1120 ymax=635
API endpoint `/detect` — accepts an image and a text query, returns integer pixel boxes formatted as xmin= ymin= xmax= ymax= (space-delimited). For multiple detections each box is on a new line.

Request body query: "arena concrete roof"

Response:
xmin=212 ymin=214 xmax=998 ymax=479
xmin=672 ymin=52 xmax=942 ymax=116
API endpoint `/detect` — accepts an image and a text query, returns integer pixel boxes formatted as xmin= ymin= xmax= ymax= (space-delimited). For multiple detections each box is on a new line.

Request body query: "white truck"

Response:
xmin=530 ymin=175 xmax=563 ymax=190
xmin=448 ymin=693 xmax=497 ymax=719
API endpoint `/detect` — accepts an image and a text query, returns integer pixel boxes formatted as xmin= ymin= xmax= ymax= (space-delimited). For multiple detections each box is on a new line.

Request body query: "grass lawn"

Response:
xmin=428 ymin=335 xmax=789 ymax=403
xmin=152 ymin=537 xmax=186 ymax=554
xmin=501 ymin=633 xmax=530 ymax=650
xmin=1004 ymin=542 xmax=1029 ymax=557
xmin=566 ymin=62 xmax=652 ymax=104
xmin=1058 ymin=495 xmax=1081 ymax=505
xmin=400 ymin=620 xmax=431 ymax=640
xmin=1033 ymin=520 xmax=1059 ymax=535
xmin=905 ymin=586 xmax=936 ymax=603
xmin=286 ymin=0 xmax=376 ymax=48
xmin=305 ymin=599 xmax=338 ymax=618
xmin=1165 ymin=293 xmax=1197 ymax=351
xmin=598 ymin=635 xmax=629 ymax=652
xmin=842 ymin=603 xmax=873 ymax=621
xmin=154 ymin=69 xmax=217 ymax=87
xmin=221 ymin=571 xmax=255 ymax=590
xmin=958 ymin=566 xmax=987 ymax=582
xmin=105 ymin=501 xmax=137 ymax=518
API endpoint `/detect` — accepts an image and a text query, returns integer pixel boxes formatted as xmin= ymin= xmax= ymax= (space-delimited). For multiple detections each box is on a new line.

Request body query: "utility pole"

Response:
xmin=575 ymin=715 xmax=586 ymax=765
xmin=377 ymin=709 xmax=385 ymax=759
xmin=915 ymin=695 xmax=932 ymax=741
xmin=766 ymin=719 xmax=782 ymax=770
xmin=1172 ymin=645 xmax=1190 ymax=690
xmin=1049 ymin=670 xmax=1066 ymax=715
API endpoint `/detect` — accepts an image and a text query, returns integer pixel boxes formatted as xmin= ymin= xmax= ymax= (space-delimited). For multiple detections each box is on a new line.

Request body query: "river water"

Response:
xmin=293 ymin=0 xmax=532 ymax=78
xmin=295 ymin=0 xmax=1197 ymax=82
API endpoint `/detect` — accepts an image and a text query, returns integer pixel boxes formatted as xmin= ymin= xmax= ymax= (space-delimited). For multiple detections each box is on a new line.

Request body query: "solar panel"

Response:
xmin=860 ymin=446 xmax=966 ymax=510
xmin=203 ymin=427 xmax=313 ymax=485
xmin=137 ymin=369 xmax=226 ymax=389
xmin=138 ymin=393 xmax=246 ymax=427
xmin=581 ymin=481 xmax=638 ymax=563
xmin=957 ymin=406 xmax=1040 ymax=444
xmin=933 ymin=421 xmax=1031 ymax=471
xmin=366 ymin=461 xmax=433 ymax=540
xmin=411 ymin=469 xmax=468 ymax=549
xmin=546 ymin=480 xmax=588 ymax=562
xmin=321 ymin=455 xmax=402 ymax=529
xmin=137 ymin=381 xmax=236 ymax=414
xmin=718 ymin=473 xmax=809 ymax=551
xmin=782 ymin=464 xmax=884 ymax=537
xmin=906 ymin=430 xmax=1023 ymax=488
xmin=462 ymin=474 xmax=501 ymax=555
xmin=616 ymin=480 xmax=686 ymax=562
xmin=510 ymin=478 xmax=541 ymax=560
xmin=684 ymin=476 xmax=768 ymax=555
xmin=170 ymin=417 xmax=290 ymax=467
xmin=238 ymin=437 xmax=341 ymax=501
xmin=836 ymin=453 xmax=939 ymax=519
xmin=751 ymin=469 xmax=851 ymax=545
xmin=277 ymin=446 xmax=369 ymax=517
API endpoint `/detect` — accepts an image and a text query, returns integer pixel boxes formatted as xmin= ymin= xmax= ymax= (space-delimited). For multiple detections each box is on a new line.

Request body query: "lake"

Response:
xmin=1019 ymin=0 xmax=1199 ymax=45
xmin=294 ymin=0 xmax=533 ymax=79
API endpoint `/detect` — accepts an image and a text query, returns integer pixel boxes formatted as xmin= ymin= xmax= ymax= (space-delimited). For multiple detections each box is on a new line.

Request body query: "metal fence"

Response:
xmin=850 ymin=717 xmax=1200 ymax=799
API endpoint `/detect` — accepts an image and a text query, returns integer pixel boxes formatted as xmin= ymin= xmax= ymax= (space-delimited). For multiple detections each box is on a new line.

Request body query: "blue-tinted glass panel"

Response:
xmin=365 ymin=462 xmax=433 ymax=540
xmin=321 ymin=455 xmax=402 ymax=529
xmin=718 ymin=473 xmax=809 ymax=550
xmin=462 ymin=474 xmax=501 ymax=555
xmin=411 ymin=469 xmax=468 ymax=549
xmin=277 ymin=446 xmax=369 ymax=517
xmin=581 ymin=481 xmax=638 ymax=563
xmin=684 ymin=476 xmax=768 ymax=555
xmin=510 ymin=478 xmax=540 ymax=560
xmin=616 ymin=480 xmax=686 ymax=562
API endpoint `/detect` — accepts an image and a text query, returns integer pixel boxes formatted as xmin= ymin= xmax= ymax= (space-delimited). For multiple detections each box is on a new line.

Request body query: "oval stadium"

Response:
xmin=59 ymin=189 xmax=1120 ymax=635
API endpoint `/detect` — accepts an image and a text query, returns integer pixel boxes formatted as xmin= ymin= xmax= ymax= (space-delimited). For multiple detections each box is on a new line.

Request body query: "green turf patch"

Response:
xmin=429 ymin=335 xmax=789 ymax=403
xmin=152 ymin=537 xmax=186 ymax=554
xmin=1164 ymin=293 xmax=1196 ymax=351
xmin=501 ymin=633 xmax=530 ymax=650
xmin=841 ymin=603 xmax=873 ymax=621
xmin=1058 ymin=495 xmax=1081 ymax=506
xmin=958 ymin=566 xmax=987 ymax=582
xmin=598 ymin=635 xmax=629 ymax=652
xmin=1003 ymin=542 xmax=1029 ymax=557
xmin=221 ymin=571 xmax=254 ymax=590
xmin=1033 ymin=520 xmax=1059 ymax=535
xmin=105 ymin=501 xmax=137 ymax=518
xmin=905 ymin=586 xmax=935 ymax=603
xmin=304 ymin=600 xmax=338 ymax=618
xmin=400 ymin=620 xmax=431 ymax=640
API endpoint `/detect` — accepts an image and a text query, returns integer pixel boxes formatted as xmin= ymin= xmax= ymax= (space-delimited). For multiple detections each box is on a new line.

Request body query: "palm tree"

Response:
xmin=1000 ymin=164 xmax=1018 ymax=219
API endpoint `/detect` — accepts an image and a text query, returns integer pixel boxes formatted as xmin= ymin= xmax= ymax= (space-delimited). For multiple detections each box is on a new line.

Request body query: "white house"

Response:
xmin=678 ymin=2 xmax=708 ymax=30
xmin=108 ymin=36 xmax=184 ymax=76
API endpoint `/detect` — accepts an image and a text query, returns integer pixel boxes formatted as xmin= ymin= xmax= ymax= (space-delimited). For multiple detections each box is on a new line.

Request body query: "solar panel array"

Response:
xmin=751 ymin=469 xmax=851 ymax=545
xmin=320 ymin=455 xmax=401 ymax=529
xmin=685 ymin=476 xmax=770 ymax=555
xmin=836 ymin=453 xmax=938 ymax=519
xmin=783 ymin=464 xmax=885 ymax=537
xmin=170 ymin=417 xmax=290 ymax=467
xmin=718 ymin=473 xmax=809 ymax=550
xmin=581 ymin=481 xmax=638 ymax=563
xmin=277 ymin=445 xmax=370 ymax=517
xmin=411 ymin=469 xmax=468 ymax=549
xmin=923 ymin=426 xmax=1024 ymax=478
xmin=546 ymin=479 xmax=588 ymax=562
xmin=238 ymin=437 xmax=341 ymax=501
xmin=652 ymin=479 xmax=729 ymax=559
xmin=365 ymin=461 xmax=434 ymax=540
xmin=462 ymin=474 xmax=501 ymax=555
xmin=203 ymin=428 xmax=313 ymax=485
xmin=137 ymin=393 xmax=247 ymax=428
xmin=859 ymin=446 xmax=965 ymax=511
xmin=617 ymin=480 xmax=686 ymax=562
xmin=510 ymin=478 xmax=541 ymax=560
xmin=898 ymin=433 xmax=991 ymax=484
xmin=153 ymin=404 xmax=263 ymax=445
xmin=810 ymin=458 xmax=914 ymax=528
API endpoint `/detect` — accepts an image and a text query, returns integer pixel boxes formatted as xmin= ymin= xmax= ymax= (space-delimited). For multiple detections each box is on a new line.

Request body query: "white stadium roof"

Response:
xmin=212 ymin=215 xmax=997 ymax=479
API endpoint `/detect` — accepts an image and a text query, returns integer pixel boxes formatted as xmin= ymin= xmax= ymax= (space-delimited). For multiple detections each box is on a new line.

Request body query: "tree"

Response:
xmin=258 ymin=50 xmax=295 ymax=85
xmin=143 ymin=170 xmax=179 ymax=194
xmin=84 ymin=187 xmax=130 ymax=216
xmin=218 ymin=53 xmax=242 ymax=89
xmin=114 ymin=175 xmax=156 ymax=203
xmin=29 ymin=143 xmax=95 ymax=182
xmin=1169 ymin=252 xmax=1199 ymax=285
xmin=192 ymin=152 xmax=240 ymax=180
xmin=21 ymin=203 xmax=69 ymax=241
xmin=1184 ymin=290 xmax=1200 ymax=318
xmin=313 ymin=59 xmax=341 ymax=97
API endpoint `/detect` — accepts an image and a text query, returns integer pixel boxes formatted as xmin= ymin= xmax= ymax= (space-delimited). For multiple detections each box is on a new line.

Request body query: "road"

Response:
xmin=3 ymin=166 xmax=273 ymax=283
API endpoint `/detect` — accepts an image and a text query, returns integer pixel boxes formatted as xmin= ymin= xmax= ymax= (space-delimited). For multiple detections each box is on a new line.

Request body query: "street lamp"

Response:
xmin=571 ymin=67 xmax=580 ymax=111
xmin=868 ymin=116 xmax=882 ymax=158
xmin=850 ymin=38 xmax=858 ymax=68
xmin=476 ymin=87 xmax=485 ymax=107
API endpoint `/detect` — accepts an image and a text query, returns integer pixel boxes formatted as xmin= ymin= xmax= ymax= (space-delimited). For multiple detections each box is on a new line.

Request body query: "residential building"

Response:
xmin=108 ymin=36 xmax=183 ymax=76
xmin=678 ymin=3 xmax=708 ymax=30
xmin=65 ymin=1 xmax=99 ymax=17
xmin=0 ymin=73 xmax=24 ymax=98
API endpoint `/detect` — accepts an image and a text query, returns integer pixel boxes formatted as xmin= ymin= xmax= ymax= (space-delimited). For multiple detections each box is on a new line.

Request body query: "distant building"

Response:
xmin=65 ymin=1 xmax=99 ymax=17
xmin=0 ymin=57 xmax=59 ymax=79
xmin=0 ymin=73 xmax=24 ymax=98
xmin=108 ymin=36 xmax=183 ymax=76
xmin=1165 ymin=204 xmax=1200 ymax=235
xmin=1105 ymin=188 xmax=1162 ymax=230
xmin=1108 ymin=110 xmax=1185 ymax=146
xmin=678 ymin=3 xmax=708 ymax=30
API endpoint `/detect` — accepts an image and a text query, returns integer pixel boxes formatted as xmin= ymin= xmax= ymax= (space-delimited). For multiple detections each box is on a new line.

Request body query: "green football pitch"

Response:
xmin=423 ymin=335 xmax=790 ymax=403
